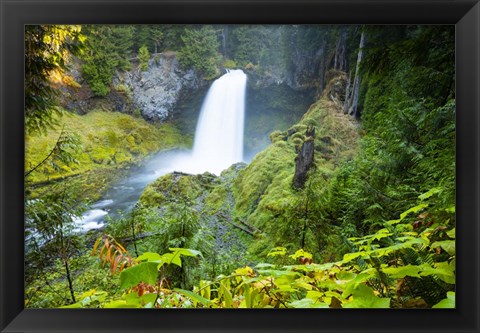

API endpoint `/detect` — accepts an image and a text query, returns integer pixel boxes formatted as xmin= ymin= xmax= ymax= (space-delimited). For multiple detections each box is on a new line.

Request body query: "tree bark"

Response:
xmin=64 ymin=259 xmax=76 ymax=304
xmin=131 ymin=209 xmax=139 ymax=257
xmin=300 ymin=196 xmax=310 ymax=249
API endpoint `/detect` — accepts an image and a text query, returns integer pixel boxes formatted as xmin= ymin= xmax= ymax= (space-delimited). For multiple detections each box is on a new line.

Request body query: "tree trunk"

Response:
xmin=334 ymin=29 xmax=347 ymax=71
xmin=300 ymin=196 xmax=310 ymax=249
xmin=131 ymin=209 xmax=139 ymax=257
xmin=348 ymin=29 xmax=366 ymax=118
xmin=64 ymin=259 xmax=76 ymax=304
xmin=344 ymin=69 xmax=352 ymax=114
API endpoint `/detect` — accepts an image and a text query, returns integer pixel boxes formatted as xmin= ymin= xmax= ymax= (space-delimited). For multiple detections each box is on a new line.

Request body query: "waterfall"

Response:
xmin=70 ymin=70 xmax=247 ymax=232
xmin=185 ymin=69 xmax=247 ymax=175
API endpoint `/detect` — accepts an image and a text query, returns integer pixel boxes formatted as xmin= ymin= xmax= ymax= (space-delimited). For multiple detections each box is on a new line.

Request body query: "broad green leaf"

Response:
xmin=283 ymin=264 xmax=312 ymax=273
xmin=343 ymin=284 xmax=390 ymax=308
xmin=431 ymin=240 xmax=455 ymax=256
xmin=218 ymin=282 xmax=233 ymax=308
xmin=292 ymin=280 xmax=314 ymax=291
xmin=61 ymin=302 xmax=82 ymax=308
xmin=243 ymin=284 xmax=252 ymax=308
xmin=432 ymin=292 xmax=455 ymax=308
xmin=137 ymin=252 xmax=162 ymax=262
xmin=289 ymin=298 xmax=329 ymax=308
xmin=400 ymin=203 xmax=428 ymax=220
xmin=257 ymin=269 xmax=299 ymax=279
xmin=382 ymin=265 xmax=422 ymax=278
xmin=104 ymin=300 xmax=137 ymax=308
xmin=418 ymin=262 xmax=455 ymax=284
xmin=272 ymin=285 xmax=299 ymax=293
xmin=198 ymin=280 xmax=211 ymax=300
xmin=160 ymin=252 xmax=182 ymax=267
xmin=342 ymin=251 xmax=365 ymax=263
xmin=255 ymin=263 xmax=275 ymax=269
xmin=336 ymin=271 xmax=357 ymax=281
xmin=289 ymin=249 xmax=313 ymax=260
xmin=120 ymin=262 xmax=158 ymax=289
xmin=174 ymin=288 xmax=213 ymax=307
xmin=446 ymin=228 xmax=455 ymax=239
xmin=169 ymin=248 xmax=202 ymax=258
xmin=311 ymin=262 xmax=340 ymax=271
xmin=123 ymin=292 xmax=157 ymax=307
xmin=342 ymin=270 xmax=377 ymax=297
xmin=234 ymin=266 xmax=254 ymax=276
xmin=306 ymin=290 xmax=324 ymax=300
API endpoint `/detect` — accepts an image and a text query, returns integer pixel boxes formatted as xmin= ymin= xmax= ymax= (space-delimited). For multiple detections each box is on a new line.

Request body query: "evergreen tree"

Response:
xmin=25 ymin=25 xmax=84 ymax=134
xmin=138 ymin=45 xmax=150 ymax=71
xmin=178 ymin=25 xmax=221 ymax=78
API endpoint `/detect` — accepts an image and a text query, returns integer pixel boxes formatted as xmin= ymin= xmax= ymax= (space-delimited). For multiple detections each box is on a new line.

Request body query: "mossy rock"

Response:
xmin=139 ymin=172 xmax=219 ymax=208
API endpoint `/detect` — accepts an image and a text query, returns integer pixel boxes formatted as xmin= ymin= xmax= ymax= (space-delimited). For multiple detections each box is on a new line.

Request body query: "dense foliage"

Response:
xmin=25 ymin=25 xmax=84 ymax=133
xmin=24 ymin=24 xmax=455 ymax=309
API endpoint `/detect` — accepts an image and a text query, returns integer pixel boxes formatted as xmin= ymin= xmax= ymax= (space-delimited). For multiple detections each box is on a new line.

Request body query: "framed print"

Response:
xmin=1 ymin=0 xmax=479 ymax=332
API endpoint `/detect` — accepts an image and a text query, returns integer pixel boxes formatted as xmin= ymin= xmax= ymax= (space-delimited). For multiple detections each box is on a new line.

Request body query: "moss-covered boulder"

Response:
xmin=139 ymin=171 xmax=219 ymax=208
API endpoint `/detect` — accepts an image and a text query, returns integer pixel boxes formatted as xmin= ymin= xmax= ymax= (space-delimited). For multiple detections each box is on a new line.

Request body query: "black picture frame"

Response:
xmin=1 ymin=0 xmax=479 ymax=332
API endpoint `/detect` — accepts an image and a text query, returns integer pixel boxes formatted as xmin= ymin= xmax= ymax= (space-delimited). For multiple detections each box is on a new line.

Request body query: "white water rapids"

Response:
xmin=72 ymin=69 xmax=247 ymax=232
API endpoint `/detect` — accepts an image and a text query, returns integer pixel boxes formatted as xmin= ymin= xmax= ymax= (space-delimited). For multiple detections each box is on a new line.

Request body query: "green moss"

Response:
xmin=25 ymin=110 xmax=188 ymax=199
xmin=222 ymin=59 xmax=237 ymax=69
xmin=203 ymin=183 xmax=230 ymax=214
xmin=232 ymin=89 xmax=360 ymax=258
xmin=139 ymin=172 xmax=218 ymax=208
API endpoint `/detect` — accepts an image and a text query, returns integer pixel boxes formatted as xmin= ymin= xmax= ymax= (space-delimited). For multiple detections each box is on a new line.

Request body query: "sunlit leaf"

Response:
xmin=137 ymin=252 xmax=162 ymax=262
xmin=432 ymin=292 xmax=455 ymax=308
xmin=104 ymin=300 xmax=137 ymax=308
xmin=343 ymin=284 xmax=390 ymax=308
xmin=418 ymin=262 xmax=455 ymax=284
xmin=289 ymin=249 xmax=313 ymax=260
xmin=382 ymin=265 xmax=422 ymax=278
xmin=120 ymin=262 xmax=158 ymax=289
xmin=174 ymin=288 xmax=213 ymax=307
xmin=218 ymin=282 xmax=233 ymax=308
xmin=446 ymin=228 xmax=455 ymax=239
xmin=431 ymin=240 xmax=455 ymax=256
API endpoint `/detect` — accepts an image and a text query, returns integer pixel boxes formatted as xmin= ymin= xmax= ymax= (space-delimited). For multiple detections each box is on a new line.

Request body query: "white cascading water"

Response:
xmin=72 ymin=69 xmax=247 ymax=232
xmin=179 ymin=69 xmax=247 ymax=175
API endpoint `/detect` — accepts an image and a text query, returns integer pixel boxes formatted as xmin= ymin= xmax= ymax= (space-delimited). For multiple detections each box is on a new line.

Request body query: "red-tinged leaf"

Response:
xmin=119 ymin=261 xmax=127 ymax=273
xmin=91 ymin=237 xmax=101 ymax=256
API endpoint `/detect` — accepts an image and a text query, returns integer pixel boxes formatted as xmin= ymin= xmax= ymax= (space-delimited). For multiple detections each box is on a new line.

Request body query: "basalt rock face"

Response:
xmin=115 ymin=52 xmax=207 ymax=122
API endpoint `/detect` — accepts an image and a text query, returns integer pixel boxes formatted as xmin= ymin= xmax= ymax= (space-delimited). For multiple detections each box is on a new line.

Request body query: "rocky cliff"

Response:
xmin=115 ymin=52 xmax=207 ymax=122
